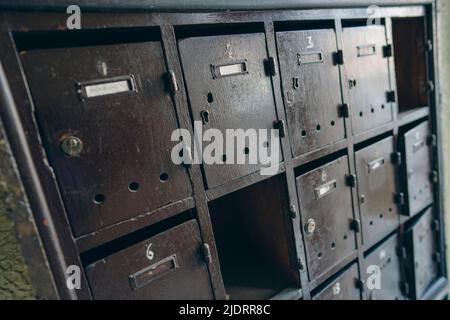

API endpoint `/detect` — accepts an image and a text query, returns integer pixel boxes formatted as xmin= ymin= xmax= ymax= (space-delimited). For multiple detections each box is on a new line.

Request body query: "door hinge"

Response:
xmin=181 ymin=145 xmax=193 ymax=168
xmin=386 ymin=90 xmax=396 ymax=103
xmin=427 ymin=134 xmax=437 ymax=147
xmin=432 ymin=219 xmax=440 ymax=232
xmin=346 ymin=174 xmax=357 ymax=188
xmin=383 ymin=44 xmax=393 ymax=58
xmin=425 ymin=39 xmax=433 ymax=52
xmin=396 ymin=246 xmax=407 ymax=260
xmin=334 ymin=50 xmax=344 ymax=65
xmin=339 ymin=103 xmax=349 ymax=118
xmin=430 ymin=170 xmax=438 ymax=184
xmin=391 ymin=151 xmax=402 ymax=165
xmin=274 ymin=119 xmax=286 ymax=138
xmin=350 ymin=219 xmax=361 ymax=233
xmin=402 ymin=282 xmax=410 ymax=296
xmin=355 ymin=279 xmax=365 ymax=291
xmin=202 ymin=243 xmax=213 ymax=265
xmin=433 ymin=252 xmax=441 ymax=263
xmin=297 ymin=258 xmax=305 ymax=271
xmin=166 ymin=69 xmax=178 ymax=94
xmin=289 ymin=204 xmax=297 ymax=219
xmin=394 ymin=192 xmax=405 ymax=206
xmin=264 ymin=56 xmax=277 ymax=76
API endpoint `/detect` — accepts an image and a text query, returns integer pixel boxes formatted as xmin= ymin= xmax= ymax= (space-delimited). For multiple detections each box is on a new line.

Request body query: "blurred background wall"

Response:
xmin=437 ymin=0 xmax=450 ymax=277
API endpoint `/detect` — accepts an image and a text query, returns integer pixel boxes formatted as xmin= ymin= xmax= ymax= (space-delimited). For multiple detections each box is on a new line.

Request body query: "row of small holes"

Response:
xmin=368 ymin=208 xmax=392 ymax=226
xmin=301 ymin=121 xmax=336 ymax=137
xmin=93 ymin=173 xmax=169 ymax=205
xmin=359 ymin=105 xmax=386 ymax=117
xmin=317 ymin=238 xmax=344 ymax=259
xmin=221 ymin=144 xmax=269 ymax=162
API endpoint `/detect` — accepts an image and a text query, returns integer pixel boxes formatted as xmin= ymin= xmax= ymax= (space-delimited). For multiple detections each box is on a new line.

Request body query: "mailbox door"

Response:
xmin=178 ymin=33 xmax=281 ymax=189
xmin=342 ymin=26 xmax=393 ymax=135
xmin=313 ymin=263 xmax=360 ymax=300
xmin=85 ymin=220 xmax=214 ymax=300
xmin=355 ymin=136 xmax=399 ymax=249
xmin=20 ymin=41 xmax=192 ymax=236
xmin=405 ymin=208 xmax=439 ymax=299
xmin=365 ymin=234 xmax=404 ymax=300
xmin=276 ymin=29 xmax=345 ymax=157
xmin=296 ymin=156 xmax=356 ymax=282
xmin=403 ymin=121 xmax=433 ymax=216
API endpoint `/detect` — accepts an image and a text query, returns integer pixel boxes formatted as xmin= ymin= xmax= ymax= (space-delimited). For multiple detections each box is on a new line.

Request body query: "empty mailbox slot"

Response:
xmin=392 ymin=17 xmax=429 ymax=112
xmin=412 ymin=139 xmax=425 ymax=153
xmin=297 ymin=51 xmax=324 ymax=65
xmin=78 ymin=75 xmax=136 ymax=99
xmin=209 ymin=175 xmax=298 ymax=300
xmin=129 ymin=255 xmax=179 ymax=291
xmin=211 ymin=60 xmax=248 ymax=79
xmin=368 ymin=157 xmax=385 ymax=173
xmin=357 ymin=44 xmax=377 ymax=57
xmin=314 ymin=180 xmax=337 ymax=199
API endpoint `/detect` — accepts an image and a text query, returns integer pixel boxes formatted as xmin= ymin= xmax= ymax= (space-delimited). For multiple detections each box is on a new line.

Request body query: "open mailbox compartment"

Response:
xmin=208 ymin=175 xmax=299 ymax=300
xmin=392 ymin=17 xmax=430 ymax=113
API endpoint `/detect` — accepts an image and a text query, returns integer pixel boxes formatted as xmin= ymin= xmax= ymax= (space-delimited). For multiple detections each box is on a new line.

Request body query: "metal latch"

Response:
xmin=394 ymin=192 xmax=405 ymax=206
xmin=386 ymin=90 xmax=396 ymax=102
xmin=264 ymin=56 xmax=277 ymax=76
xmin=391 ymin=152 xmax=402 ymax=165
xmin=346 ymin=174 xmax=357 ymax=188
xmin=202 ymin=243 xmax=213 ymax=265
xmin=383 ymin=44 xmax=393 ymax=58
xmin=273 ymin=119 xmax=286 ymax=138
xmin=334 ymin=50 xmax=344 ymax=65
xmin=350 ymin=219 xmax=361 ymax=233
xmin=339 ymin=103 xmax=349 ymax=118
xmin=167 ymin=70 xmax=178 ymax=94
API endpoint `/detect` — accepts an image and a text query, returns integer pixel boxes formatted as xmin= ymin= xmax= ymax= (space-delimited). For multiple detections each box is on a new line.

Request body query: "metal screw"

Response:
xmin=305 ymin=218 xmax=316 ymax=235
xmin=60 ymin=136 xmax=83 ymax=157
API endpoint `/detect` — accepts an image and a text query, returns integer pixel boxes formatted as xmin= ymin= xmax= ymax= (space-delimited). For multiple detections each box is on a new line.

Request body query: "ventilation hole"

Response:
xmin=222 ymin=154 xmax=227 ymax=162
xmin=343 ymin=234 xmax=348 ymax=240
xmin=128 ymin=182 xmax=140 ymax=192
xmin=371 ymin=108 xmax=375 ymax=113
xmin=207 ymin=92 xmax=213 ymax=103
xmin=331 ymin=242 xmax=336 ymax=249
xmin=389 ymin=208 xmax=393 ymax=212
xmin=379 ymin=213 xmax=383 ymax=219
xmin=244 ymin=147 xmax=250 ymax=155
xmin=316 ymin=124 xmax=321 ymax=131
xmin=159 ymin=172 xmax=169 ymax=183
xmin=263 ymin=141 xmax=269 ymax=148
xmin=381 ymin=104 xmax=385 ymax=109
xmin=330 ymin=120 xmax=335 ymax=126
xmin=301 ymin=130 xmax=307 ymax=137
xmin=318 ymin=252 xmax=322 ymax=258
xmin=359 ymin=111 xmax=363 ymax=117
xmin=93 ymin=194 xmax=105 ymax=204
xmin=369 ymin=220 xmax=374 ymax=226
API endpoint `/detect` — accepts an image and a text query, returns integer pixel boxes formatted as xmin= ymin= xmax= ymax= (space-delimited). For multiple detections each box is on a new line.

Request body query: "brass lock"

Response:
xmin=305 ymin=218 xmax=316 ymax=235
xmin=60 ymin=136 xmax=83 ymax=157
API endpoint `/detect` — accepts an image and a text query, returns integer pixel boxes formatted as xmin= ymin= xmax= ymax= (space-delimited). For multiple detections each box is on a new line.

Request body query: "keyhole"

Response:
xmin=201 ymin=110 xmax=210 ymax=125
xmin=349 ymin=78 xmax=357 ymax=89
xmin=293 ymin=77 xmax=300 ymax=90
